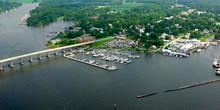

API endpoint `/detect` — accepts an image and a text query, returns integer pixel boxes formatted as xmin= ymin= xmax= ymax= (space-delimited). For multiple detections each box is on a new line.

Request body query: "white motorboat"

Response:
xmin=93 ymin=54 xmax=99 ymax=57
xmin=135 ymin=55 xmax=140 ymax=58
xmin=216 ymin=68 xmax=220 ymax=75
xmin=89 ymin=60 xmax=95 ymax=64
xmin=126 ymin=59 xmax=132 ymax=63
xmin=101 ymin=56 xmax=106 ymax=60
xmin=101 ymin=64 xmax=108 ymax=68
xmin=78 ymin=49 xmax=84 ymax=53
xmin=197 ymin=49 xmax=202 ymax=53
xmin=86 ymin=52 xmax=90 ymax=55
xmin=108 ymin=66 xmax=118 ymax=70
xmin=213 ymin=58 xmax=220 ymax=68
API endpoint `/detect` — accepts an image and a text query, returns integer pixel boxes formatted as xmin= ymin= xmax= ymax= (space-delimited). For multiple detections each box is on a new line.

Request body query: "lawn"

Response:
xmin=91 ymin=39 xmax=113 ymax=47
xmin=199 ymin=33 xmax=215 ymax=42
xmin=109 ymin=3 xmax=144 ymax=11
xmin=57 ymin=16 xmax=64 ymax=21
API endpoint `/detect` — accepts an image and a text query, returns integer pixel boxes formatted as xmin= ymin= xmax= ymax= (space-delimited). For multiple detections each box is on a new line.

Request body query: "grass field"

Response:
xmin=109 ymin=3 xmax=144 ymax=11
xmin=91 ymin=39 xmax=112 ymax=47
xmin=199 ymin=33 xmax=215 ymax=42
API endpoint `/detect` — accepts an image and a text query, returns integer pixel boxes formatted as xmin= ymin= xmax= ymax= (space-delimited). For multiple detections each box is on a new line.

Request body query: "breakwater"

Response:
xmin=136 ymin=78 xmax=220 ymax=98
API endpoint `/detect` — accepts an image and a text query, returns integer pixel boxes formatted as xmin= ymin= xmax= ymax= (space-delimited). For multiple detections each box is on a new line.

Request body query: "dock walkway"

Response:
xmin=63 ymin=53 xmax=117 ymax=71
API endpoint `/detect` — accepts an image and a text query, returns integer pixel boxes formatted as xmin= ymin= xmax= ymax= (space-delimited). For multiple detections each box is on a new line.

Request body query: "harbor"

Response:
xmin=64 ymin=49 xmax=141 ymax=71
xmin=64 ymin=53 xmax=118 ymax=71
xmin=1 ymin=3 xmax=220 ymax=110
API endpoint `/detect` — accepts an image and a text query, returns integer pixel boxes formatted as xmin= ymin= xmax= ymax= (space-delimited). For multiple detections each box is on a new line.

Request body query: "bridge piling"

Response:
xmin=46 ymin=52 xmax=50 ymax=58
xmin=19 ymin=58 xmax=24 ymax=65
xmin=38 ymin=54 xmax=42 ymax=60
xmin=0 ymin=63 xmax=4 ymax=71
xmin=28 ymin=56 xmax=33 ymax=63
xmin=54 ymin=51 xmax=58 ymax=56
xmin=8 ymin=61 xmax=14 ymax=68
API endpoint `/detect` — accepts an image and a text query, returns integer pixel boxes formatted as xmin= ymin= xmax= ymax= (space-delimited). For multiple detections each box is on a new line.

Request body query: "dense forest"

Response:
xmin=178 ymin=0 xmax=220 ymax=14
xmin=127 ymin=0 xmax=220 ymax=14
xmin=27 ymin=0 xmax=220 ymax=49
xmin=0 ymin=1 xmax=21 ymax=12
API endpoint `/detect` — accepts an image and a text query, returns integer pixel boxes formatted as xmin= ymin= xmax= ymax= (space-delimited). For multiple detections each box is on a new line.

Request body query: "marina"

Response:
xmin=64 ymin=49 xmax=141 ymax=70
xmin=64 ymin=53 xmax=118 ymax=71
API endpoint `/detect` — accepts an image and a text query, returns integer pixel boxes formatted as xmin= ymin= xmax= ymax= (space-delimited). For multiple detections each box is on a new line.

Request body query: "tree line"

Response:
xmin=0 ymin=1 xmax=21 ymax=12
xmin=28 ymin=0 xmax=220 ymax=49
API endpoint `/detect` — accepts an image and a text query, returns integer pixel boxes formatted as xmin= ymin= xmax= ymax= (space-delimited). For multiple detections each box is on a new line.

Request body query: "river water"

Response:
xmin=0 ymin=3 xmax=220 ymax=110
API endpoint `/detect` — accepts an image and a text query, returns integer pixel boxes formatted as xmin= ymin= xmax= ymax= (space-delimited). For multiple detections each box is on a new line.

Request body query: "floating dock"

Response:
xmin=136 ymin=78 xmax=220 ymax=98
xmin=63 ymin=53 xmax=117 ymax=71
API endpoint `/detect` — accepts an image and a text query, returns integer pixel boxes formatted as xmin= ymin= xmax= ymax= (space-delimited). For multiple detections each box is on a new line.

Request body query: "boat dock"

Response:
xmin=63 ymin=53 xmax=117 ymax=71
xmin=136 ymin=78 xmax=220 ymax=98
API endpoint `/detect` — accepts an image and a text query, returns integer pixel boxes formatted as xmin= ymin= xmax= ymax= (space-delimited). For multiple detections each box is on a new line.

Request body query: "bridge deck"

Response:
xmin=0 ymin=37 xmax=114 ymax=63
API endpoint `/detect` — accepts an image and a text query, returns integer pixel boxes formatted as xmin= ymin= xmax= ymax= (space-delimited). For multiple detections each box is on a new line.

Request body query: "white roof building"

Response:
xmin=179 ymin=43 xmax=194 ymax=51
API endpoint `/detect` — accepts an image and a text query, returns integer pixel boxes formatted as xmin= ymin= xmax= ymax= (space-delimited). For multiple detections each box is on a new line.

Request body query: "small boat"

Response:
xmin=216 ymin=68 xmax=220 ymax=75
xmin=89 ymin=60 xmax=95 ymax=64
xmin=99 ymin=53 xmax=105 ymax=57
xmin=86 ymin=52 xmax=90 ymax=55
xmin=90 ymin=51 xmax=96 ymax=55
xmin=105 ymin=57 xmax=111 ymax=61
xmin=108 ymin=66 xmax=118 ymax=70
xmin=135 ymin=55 xmax=140 ymax=58
xmin=95 ymin=62 xmax=99 ymax=65
xmin=78 ymin=49 xmax=84 ymax=53
xmin=101 ymin=64 xmax=108 ymax=68
xmin=131 ymin=56 xmax=136 ymax=59
xmin=93 ymin=54 xmax=99 ymax=57
xmin=114 ymin=104 xmax=117 ymax=109
xmin=101 ymin=56 xmax=106 ymax=60
xmin=114 ymin=59 xmax=119 ymax=63
xmin=126 ymin=59 xmax=132 ymax=63
xmin=197 ymin=49 xmax=202 ymax=53
xmin=69 ymin=54 xmax=74 ymax=57
xmin=213 ymin=58 xmax=220 ymax=68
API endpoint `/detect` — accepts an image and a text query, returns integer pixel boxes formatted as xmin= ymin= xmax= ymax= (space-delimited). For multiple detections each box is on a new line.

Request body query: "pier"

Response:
xmin=63 ymin=53 xmax=118 ymax=71
xmin=136 ymin=78 xmax=220 ymax=98
xmin=0 ymin=37 xmax=114 ymax=71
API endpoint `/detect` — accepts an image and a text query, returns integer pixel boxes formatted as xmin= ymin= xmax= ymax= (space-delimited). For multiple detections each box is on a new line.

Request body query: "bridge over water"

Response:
xmin=0 ymin=37 xmax=114 ymax=71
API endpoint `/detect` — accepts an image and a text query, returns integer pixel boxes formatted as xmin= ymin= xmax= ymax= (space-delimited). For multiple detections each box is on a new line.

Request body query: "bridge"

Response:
xmin=0 ymin=37 xmax=114 ymax=71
